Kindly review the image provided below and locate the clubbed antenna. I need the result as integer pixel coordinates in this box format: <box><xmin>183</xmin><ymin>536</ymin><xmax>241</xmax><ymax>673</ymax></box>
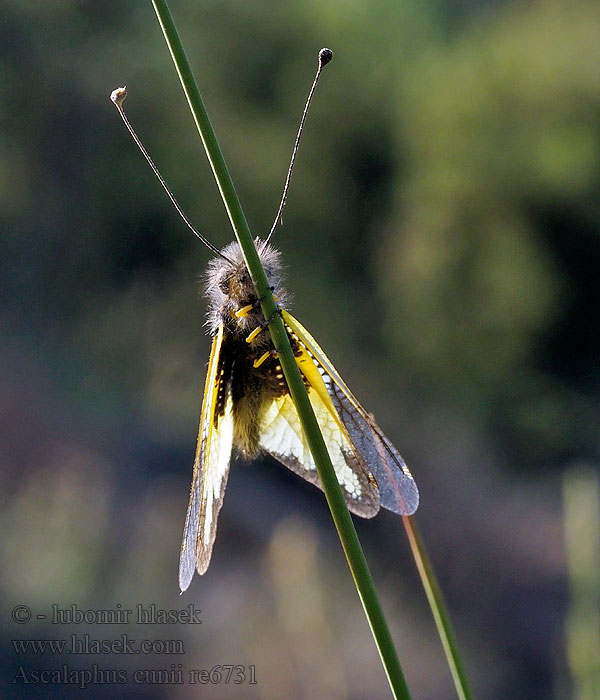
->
<box><xmin>110</xmin><ymin>86</ymin><xmax>232</xmax><ymax>263</ymax></box>
<box><xmin>262</xmin><ymin>48</ymin><xmax>333</xmax><ymax>249</ymax></box>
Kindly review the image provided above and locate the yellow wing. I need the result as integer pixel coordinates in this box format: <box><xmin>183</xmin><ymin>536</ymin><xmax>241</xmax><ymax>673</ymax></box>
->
<box><xmin>179</xmin><ymin>323</ymin><xmax>234</xmax><ymax>591</ymax></box>
<box><xmin>258</xmin><ymin>319</ymin><xmax>380</xmax><ymax>517</ymax></box>
<box><xmin>281</xmin><ymin>310</ymin><xmax>419</xmax><ymax>516</ymax></box>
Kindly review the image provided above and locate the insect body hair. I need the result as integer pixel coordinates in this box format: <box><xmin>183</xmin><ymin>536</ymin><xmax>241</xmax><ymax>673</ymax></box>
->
<box><xmin>204</xmin><ymin>239</ymin><xmax>289</xmax><ymax>337</ymax></box>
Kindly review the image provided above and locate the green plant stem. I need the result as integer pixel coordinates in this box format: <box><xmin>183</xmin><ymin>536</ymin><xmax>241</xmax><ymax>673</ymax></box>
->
<box><xmin>150</xmin><ymin>1</ymin><xmax>412</xmax><ymax>697</ymax></box>
<box><xmin>402</xmin><ymin>516</ymin><xmax>474</xmax><ymax>700</ymax></box>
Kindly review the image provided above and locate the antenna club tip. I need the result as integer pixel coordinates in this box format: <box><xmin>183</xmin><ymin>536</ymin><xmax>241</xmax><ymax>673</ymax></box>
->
<box><xmin>318</xmin><ymin>48</ymin><xmax>333</xmax><ymax>67</ymax></box>
<box><xmin>110</xmin><ymin>86</ymin><xmax>127</xmax><ymax>107</ymax></box>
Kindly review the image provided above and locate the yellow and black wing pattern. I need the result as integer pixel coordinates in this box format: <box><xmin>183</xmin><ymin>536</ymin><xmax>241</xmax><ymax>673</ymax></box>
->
<box><xmin>271</xmin><ymin>310</ymin><xmax>419</xmax><ymax>517</ymax></box>
<box><xmin>179</xmin><ymin>322</ymin><xmax>234</xmax><ymax>591</ymax></box>
<box><xmin>258</xmin><ymin>366</ymin><xmax>381</xmax><ymax>518</ymax></box>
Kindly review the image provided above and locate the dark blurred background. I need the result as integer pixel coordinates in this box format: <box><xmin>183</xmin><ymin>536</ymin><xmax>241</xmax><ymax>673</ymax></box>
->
<box><xmin>2</xmin><ymin>1</ymin><xmax>599</xmax><ymax>698</ymax></box>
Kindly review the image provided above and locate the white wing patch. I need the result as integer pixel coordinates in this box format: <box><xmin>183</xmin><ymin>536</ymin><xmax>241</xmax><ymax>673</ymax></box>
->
<box><xmin>259</xmin><ymin>376</ymin><xmax>380</xmax><ymax>518</ymax></box>
<box><xmin>200</xmin><ymin>394</ymin><xmax>234</xmax><ymax>546</ymax></box>
<box><xmin>179</xmin><ymin>324</ymin><xmax>234</xmax><ymax>591</ymax></box>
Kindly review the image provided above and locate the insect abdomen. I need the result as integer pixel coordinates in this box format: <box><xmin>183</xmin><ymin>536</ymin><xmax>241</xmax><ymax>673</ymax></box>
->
<box><xmin>226</xmin><ymin>332</ymin><xmax>288</xmax><ymax>456</ymax></box>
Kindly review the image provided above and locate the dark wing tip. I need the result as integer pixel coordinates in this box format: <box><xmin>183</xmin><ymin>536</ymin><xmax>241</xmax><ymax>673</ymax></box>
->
<box><xmin>380</xmin><ymin>475</ymin><xmax>419</xmax><ymax>516</ymax></box>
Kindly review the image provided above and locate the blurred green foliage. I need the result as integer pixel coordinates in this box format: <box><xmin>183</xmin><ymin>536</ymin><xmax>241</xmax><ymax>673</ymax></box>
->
<box><xmin>563</xmin><ymin>467</ymin><xmax>600</xmax><ymax>700</ymax></box>
<box><xmin>384</xmin><ymin>0</ymin><xmax>600</xmax><ymax>467</ymax></box>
